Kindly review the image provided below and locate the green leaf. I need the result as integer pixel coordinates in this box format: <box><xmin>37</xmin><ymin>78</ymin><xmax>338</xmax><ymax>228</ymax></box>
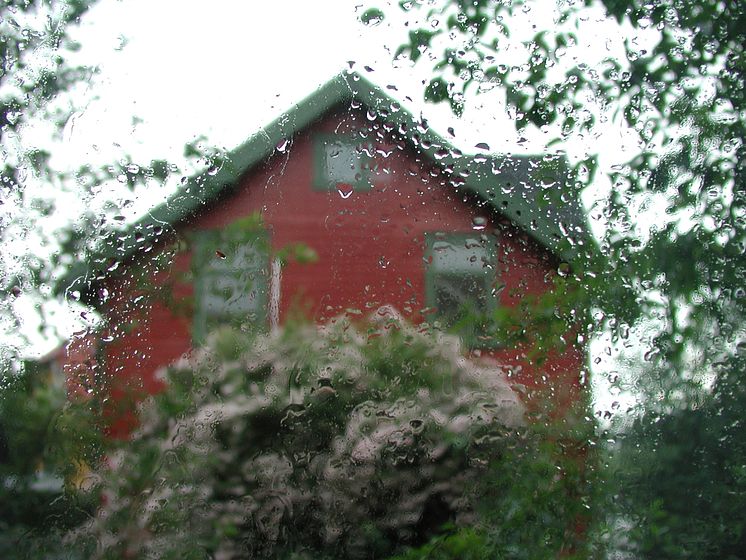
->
<box><xmin>424</xmin><ymin>77</ymin><xmax>450</xmax><ymax>104</ymax></box>
<box><xmin>360</xmin><ymin>7</ymin><xmax>385</xmax><ymax>26</ymax></box>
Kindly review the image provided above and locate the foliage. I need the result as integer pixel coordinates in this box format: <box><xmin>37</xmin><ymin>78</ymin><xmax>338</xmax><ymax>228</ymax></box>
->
<box><xmin>0</xmin><ymin>0</ymin><xmax>91</xmax><ymax>145</ymax></box>
<box><xmin>65</xmin><ymin>315</ymin><xmax>598</xmax><ymax>559</ymax></box>
<box><xmin>0</xmin><ymin>362</ymin><xmax>100</xmax><ymax>559</ymax></box>
<box><xmin>0</xmin><ymin>0</ymin><xmax>96</xmax><ymax>349</ymax></box>
<box><xmin>0</xmin><ymin>0</ymin><xmax>191</xmax><ymax>366</ymax></box>
<box><xmin>611</xmin><ymin>351</ymin><xmax>746</xmax><ymax>559</ymax></box>
<box><xmin>391</xmin><ymin>389</ymin><xmax>598</xmax><ymax>560</ymax></box>
<box><xmin>388</xmin><ymin>528</ymin><xmax>490</xmax><ymax>559</ymax></box>
<box><xmin>393</xmin><ymin>0</ymin><xmax>745</xmax><ymax>556</ymax></box>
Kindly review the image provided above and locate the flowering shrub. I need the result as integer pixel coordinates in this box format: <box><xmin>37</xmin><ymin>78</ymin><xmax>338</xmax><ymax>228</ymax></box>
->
<box><xmin>73</xmin><ymin>312</ymin><xmax>525</xmax><ymax>559</ymax></box>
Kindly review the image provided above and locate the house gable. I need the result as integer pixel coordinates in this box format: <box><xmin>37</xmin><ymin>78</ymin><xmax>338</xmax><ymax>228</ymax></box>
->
<box><xmin>57</xmin><ymin>71</ymin><xmax>590</xmax><ymax>304</ymax></box>
<box><xmin>56</xmin><ymin>78</ymin><xmax>592</xmax><ymax>437</ymax></box>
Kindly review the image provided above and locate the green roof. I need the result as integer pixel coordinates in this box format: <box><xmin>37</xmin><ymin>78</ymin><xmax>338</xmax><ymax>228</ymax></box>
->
<box><xmin>57</xmin><ymin>71</ymin><xmax>591</xmax><ymax>300</ymax></box>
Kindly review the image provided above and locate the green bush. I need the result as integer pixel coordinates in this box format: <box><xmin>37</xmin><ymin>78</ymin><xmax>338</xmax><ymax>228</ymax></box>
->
<box><xmin>0</xmin><ymin>363</ymin><xmax>100</xmax><ymax>559</ymax></box>
<box><xmin>611</xmin><ymin>353</ymin><xmax>746</xmax><ymax>559</ymax></box>
<box><xmin>388</xmin><ymin>401</ymin><xmax>597</xmax><ymax>560</ymax></box>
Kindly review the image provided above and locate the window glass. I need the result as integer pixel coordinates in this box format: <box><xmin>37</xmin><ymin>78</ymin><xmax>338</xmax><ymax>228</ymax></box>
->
<box><xmin>324</xmin><ymin>140</ymin><xmax>359</xmax><ymax>184</ymax></box>
<box><xmin>2</xmin><ymin>1</ymin><xmax>743</xmax><ymax>558</ymax></box>
<box><xmin>425</xmin><ymin>233</ymin><xmax>497</xmax><ymax>345</ymax></box>
<box><xmin>313</xmin><ymin>134</ymin><xmax>371</xmax><ymax>190</ymax></box>
<box><xmin>192</xmin><ymin>227</ymin><xmax>269</xmax><ymax>343</ymax></box>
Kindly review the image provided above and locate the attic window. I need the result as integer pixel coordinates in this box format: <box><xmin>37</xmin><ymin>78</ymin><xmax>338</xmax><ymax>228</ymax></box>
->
<box><xmin>313</xmin><ymin>134</ymin><xmax>371</xmax><ymax>191</ymax></box>
<box><xmin>424</xmin><ymin>232</ymin><xmax>499</xmax><ymax>348</ymax></box>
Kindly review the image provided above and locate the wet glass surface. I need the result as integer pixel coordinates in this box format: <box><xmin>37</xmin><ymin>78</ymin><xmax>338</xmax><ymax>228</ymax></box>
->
<box><xmin>1</xmin><ymin>1</ymin><xmax>744</xmax><ymax>558</ymax></box>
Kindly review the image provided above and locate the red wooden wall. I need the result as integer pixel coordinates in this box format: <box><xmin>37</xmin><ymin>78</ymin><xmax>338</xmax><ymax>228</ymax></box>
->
<box><xmin>66</xmin><ymin>107</ymin><xmax>584</xmax><ymax>437</ymax></box>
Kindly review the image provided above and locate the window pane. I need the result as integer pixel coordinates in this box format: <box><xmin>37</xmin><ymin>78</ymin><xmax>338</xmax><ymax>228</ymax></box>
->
<box><xmin>425</xmin><ymin>233</ymin><xmax>496</xmax><ymax>344</ymax></box>
<box><xmin>193</xmin><ymin>229</ymin><xmax>268</xmax><ymax>341</ymax></box>
<box><xmin>324</xmin><ymin>140</ymin><xmax>359</xmax><ymax>184</ymax></box>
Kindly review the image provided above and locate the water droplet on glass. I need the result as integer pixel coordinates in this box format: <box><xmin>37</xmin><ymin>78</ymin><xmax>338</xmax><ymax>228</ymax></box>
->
<box><xmin>215</xmin><ymin>250</ymin><xmax>226</xmax><ymax>259</ymax></box>
<box><xmin>337</xmin><ymin>184</ymin><xmax>354</xmax><ymax>199</ymax></box>
<box><xmin>434</xmin><ymin>148</ymin><xmax>450</xmax><ymax>160</ymax></box>
<box><xmin>472</xmin><ymin>217</ymin><xmax>487</xmax><ymax>230</ymax></box>
<box><xmin>276</xmin><ymin>138</ymin><xmax>289</xmax><ymax>153</ymax></box>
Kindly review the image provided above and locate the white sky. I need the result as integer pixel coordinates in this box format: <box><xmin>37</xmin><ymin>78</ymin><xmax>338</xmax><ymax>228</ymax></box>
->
<box><xmin>58</xmin><ymin>0</ymin><xmax>645</xmax><ymax>172</ymax></box>
<box><xmin>13</xmin><ymin>0</ymin><xmax>660</xmax><ymax>422</ymax></box>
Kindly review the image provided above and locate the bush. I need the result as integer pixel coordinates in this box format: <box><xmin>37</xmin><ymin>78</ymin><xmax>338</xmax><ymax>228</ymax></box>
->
<box><xmin>0</xmin><ymin>363</ymin><xmax>100</xmax><ymax>559</ymax></box>
<box><xmin>389</xmin><ymin>398</ymin><xmax>597</xmax><ymax>560</ymax></box>
<box><xmin>72</xmin><ymin>312</ymin><xmax>526</xmax><ymax>559</ymax></box>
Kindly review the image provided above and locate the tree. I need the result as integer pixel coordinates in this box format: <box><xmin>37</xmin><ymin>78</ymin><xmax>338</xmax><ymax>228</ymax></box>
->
<box><xmin>0</xmin><ymin>0</ymin><xmax>180</xmax><ymax>368</ymax></box>
<box><xmin>0</xmin><ymin>363</ymin><xmax>100</xmax><ymax>558</ymax></box>
<box><xmin>392</xmin><ymin>0</ymin><xmax>745</xmax><ymax>556</ymax></box>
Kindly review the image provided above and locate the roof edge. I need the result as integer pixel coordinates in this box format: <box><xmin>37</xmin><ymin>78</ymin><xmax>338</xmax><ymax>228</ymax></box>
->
<box><xmin>56</xmin><ymin>70</ymin><xmax>592</xmax><ymax>299</ymax></box>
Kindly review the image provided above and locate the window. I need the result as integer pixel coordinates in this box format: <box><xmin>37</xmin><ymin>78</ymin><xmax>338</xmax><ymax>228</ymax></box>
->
<box><xmin>191</xmin><ymin>225</ymin><xmax>269</xmax><ymax>343</ymax></box>
<box><xmin>312</xmin><ymin>134</ymin><xmax>372</xmax><ymax>191</ymax></box>
<box><xmin>424</xmin><ymin>232</ymin><xmax>498</xmax><ymax>347</ymax></box>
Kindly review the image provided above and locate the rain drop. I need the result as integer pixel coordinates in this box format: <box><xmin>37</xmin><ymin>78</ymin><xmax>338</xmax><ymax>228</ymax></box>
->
<box><xmin>472</xmin><ymin>217</ymin><xmax>487</xmax><ymax>230</ymax></box>
<box><xmin>337</xmin><ymin>184</ymin><xmax>354</xmax><ymax>199</ymax></box>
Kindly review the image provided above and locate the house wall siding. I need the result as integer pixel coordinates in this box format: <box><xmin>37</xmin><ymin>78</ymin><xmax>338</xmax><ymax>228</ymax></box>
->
<box><xmin>87</xmin><ymin>107</ymin><xmax>582</xmax><ymax>437</ymax></box>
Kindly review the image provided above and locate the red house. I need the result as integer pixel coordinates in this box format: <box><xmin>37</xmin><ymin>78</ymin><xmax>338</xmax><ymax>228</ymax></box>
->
<box><xmin>59</xmin><ymin>72</ymin><xmax>589</xmax><ymax>436</ymax></box>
